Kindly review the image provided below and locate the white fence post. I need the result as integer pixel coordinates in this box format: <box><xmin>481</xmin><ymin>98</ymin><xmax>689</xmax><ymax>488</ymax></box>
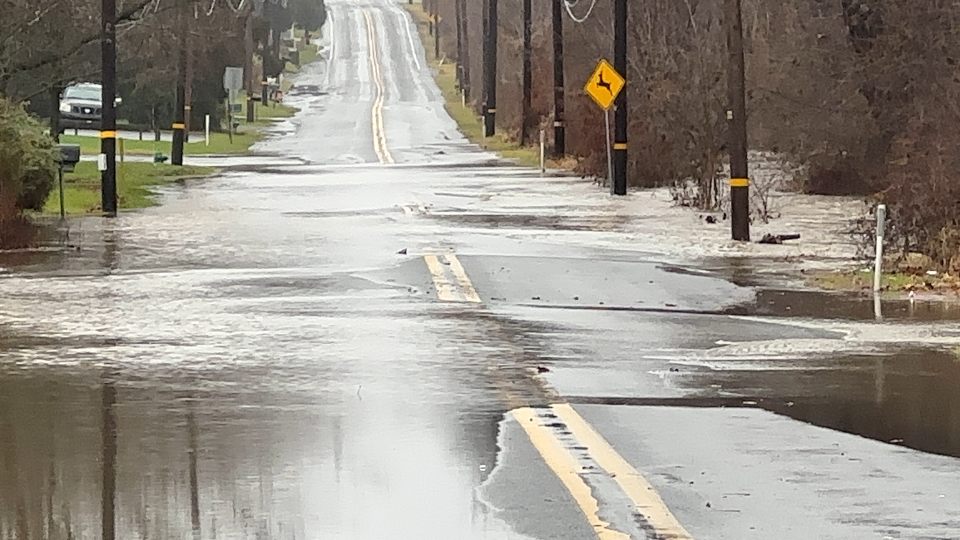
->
<box><xmin>539</xmin><ymin>129</ymin><xmax>546</xmax><ymax>174</ymax></box>
<box><xmin>873</xmin><ymin>204</ymin><xmax>887</xmax><ymax>293</ymax></box>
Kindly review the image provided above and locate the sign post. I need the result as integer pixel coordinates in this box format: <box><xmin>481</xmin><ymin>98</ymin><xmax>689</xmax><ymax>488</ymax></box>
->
<box><xmin>223</xmin><ymin>67</ymin><xmax>244</xmax><ymax>142</ymax></box>
<box><xmin>584</xmin><ymin>59</ymin><xmax>625</xmax><ymax>193</ymax></box>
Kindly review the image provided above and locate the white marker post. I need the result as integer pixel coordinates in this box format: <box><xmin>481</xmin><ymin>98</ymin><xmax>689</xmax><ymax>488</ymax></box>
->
<box><xmin>539</xmin><ymin>129</ymin><xmax>546</xmax><ymax>174</ymax></box>
<box><xmin>205</xmin><ymin>114</ymin><xmax>210</xmax><ymax>147</ymax></box>
<box><xmin>874</xmin><ymin>204</ymin><xmax>887</xmax><ymax>293</ymax></box>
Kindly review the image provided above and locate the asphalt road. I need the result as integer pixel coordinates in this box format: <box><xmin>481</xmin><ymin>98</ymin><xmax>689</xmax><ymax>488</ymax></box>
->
<box><xmin>1</xmin><ymin>0</ymin><xmax>959</xmax><ymax>539</ymax></box>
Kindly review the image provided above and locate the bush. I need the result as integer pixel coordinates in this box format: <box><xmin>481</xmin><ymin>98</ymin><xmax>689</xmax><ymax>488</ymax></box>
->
<box><xmin>0</xmin><ymin>98</ymin><xmax>57</xmax><ymax>216</ymax></box>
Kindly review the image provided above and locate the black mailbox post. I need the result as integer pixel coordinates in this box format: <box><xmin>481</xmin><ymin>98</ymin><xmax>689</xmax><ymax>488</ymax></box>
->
<box><xmin>56</xmin><ymin>144</ymin><xmax>81</xmax><ymax>219</ymax></box>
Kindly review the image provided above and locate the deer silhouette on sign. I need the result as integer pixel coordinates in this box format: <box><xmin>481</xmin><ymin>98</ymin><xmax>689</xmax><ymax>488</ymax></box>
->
<box><xmin>597</xmin><ymin>71</ymin><xmax>614</xmax><ymax>95</ymax></box>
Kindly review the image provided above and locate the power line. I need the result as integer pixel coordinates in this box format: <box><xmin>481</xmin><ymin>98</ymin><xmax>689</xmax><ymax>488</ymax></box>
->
<box><xmin>563</xmin><ymin>0</ymin><xmax>598</xmax><ymax>24</ymax></box>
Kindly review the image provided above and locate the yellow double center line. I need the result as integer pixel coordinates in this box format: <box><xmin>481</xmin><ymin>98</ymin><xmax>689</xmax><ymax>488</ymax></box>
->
<box><xmin>420</xmin><ymin>252</ymin><xmax>694</xmax><ymax>539</ymax></box>
<box><xmin>423</xmin><ymin>254</ymin><xmax>481</xmax><ymax>303</ymax></box>
<box><xmin>514</xmin><ymin>405</ymin><xmax>694</xmax><ymax>539</ymax></box>
<box><xmin>362</xmin><ymin>10</ymin><xmax>395</xmax><ymax>165</ymax></box>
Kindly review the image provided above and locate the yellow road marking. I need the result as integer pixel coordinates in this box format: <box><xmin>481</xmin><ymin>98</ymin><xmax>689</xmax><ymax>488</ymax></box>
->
<box><xmin>363</xmin><ymin>10</ymin><xmax>395</xmax><ymax>165</ymax></box>
<box><xmin>423</xmin><ymin>255</ymin><xmax>460</xmax><ymax>301</ymax></box>
<box><xmin>419</xmin><ymin>250</ymin><xmax>692</xmax><ymax>537</ymax></box>
<box><xmin>550</xmin><ymin>404</ymin><xmax>694</xmax><ymax>540</ymax></box>
<box><xmin>422</xmin><ymin>254</ymin><xmax>481</xmax><ymax>304</ymax></box>
<box><xmin>512</xmin><ymin>407</ymin><xmax>631</xmax><ymax>540</ymax></box>
<box><xmin>443</xmin><ymin>254</ymin><xmax>481</xmax><ymax>303</ymax></box>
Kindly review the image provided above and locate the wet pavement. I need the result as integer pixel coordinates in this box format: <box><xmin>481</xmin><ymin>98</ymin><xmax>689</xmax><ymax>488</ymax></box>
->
<box><xmin>2</xmin><ymin>0</ymin><xmax>960</xmax><ymax>538</ymax></box>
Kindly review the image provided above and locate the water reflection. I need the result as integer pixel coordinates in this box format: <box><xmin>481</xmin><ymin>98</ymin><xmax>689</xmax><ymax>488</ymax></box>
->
<box><xmin>0</xmin><ymin>292</ymin><xmax>546</xmax><ymax>540</ymax></box>
<box><xmin>102</xmin><ymin>375</ymin><xmax>117</xmax><ymax>540</ymax></box>
<box><xmin>685</xmin><ymin>348</ymin><xmax>960</xmax><ymax>458</ymax></box>
<box><xmin>749</xmin><ymin>288</ymin><xmax>960</xmax><ymax>321</ymax></box>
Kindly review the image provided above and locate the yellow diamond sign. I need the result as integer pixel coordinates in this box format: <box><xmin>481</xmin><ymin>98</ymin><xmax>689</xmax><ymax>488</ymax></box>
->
<box><xmin>584</xmin><ymin>59</ymin><xmax>625</xmax><ymax>111</ymax></box>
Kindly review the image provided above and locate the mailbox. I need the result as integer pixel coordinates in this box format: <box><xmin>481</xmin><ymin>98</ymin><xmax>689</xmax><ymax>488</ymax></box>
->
<box><xmin>286</xmin><ymin>47</ymin><xmax>300</xmax><ymax>66</ymax></box>
<box><xmin>57</xmin><ymin>144</ymin><xmax>81</xmax><ymax>173</ymax></box>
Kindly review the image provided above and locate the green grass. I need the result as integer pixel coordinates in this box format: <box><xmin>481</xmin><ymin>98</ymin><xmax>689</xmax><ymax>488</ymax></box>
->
<box><xmin>42</xmin><ymin>161</ymin><xmax>214</xmax><ymax>215</ymax></box>
<box><xmin>812</xmin><ymin>269</ymin><xmax>953</xmax><ymax>292</ymax></box>
<box><xmin>299</xmin><ymin>44</ymin><xmax>319</xmax><ymax>66</ymax></box>
<box><xmin>404</xmin><ymin>3</ymin><xmax>569</xmax><ymax>169</ymax></box>
<box><xmin>60</xmin><ymin>130</ymin><xmax>263</xmax><ymax>157</ymax></box>
<box><xmin>231</xmin><ymin>90</ymin><xmax>298</xmax><ymax>125</ymax></box>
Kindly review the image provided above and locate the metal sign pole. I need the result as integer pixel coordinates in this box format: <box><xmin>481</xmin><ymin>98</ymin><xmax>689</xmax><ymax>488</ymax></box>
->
<box><xmin>605</xmin><ymin>108</ymin><xmax>613</xmax><ymax>194</ymax></box>
<box><xmin>226</xmin><ymin>92</ymin><xmax>234</xmax><ymax>144</ymax></box>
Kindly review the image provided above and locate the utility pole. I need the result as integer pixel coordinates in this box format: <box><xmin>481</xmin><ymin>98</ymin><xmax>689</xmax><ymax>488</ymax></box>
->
<box><xmin>100</xmin><ymin>0</ymin><xmax>118</xmax><ymax>215</ymax></box>
<box><xmin>427</xmin><ymin>0</ymin><xmax>434</xmax><ymax>36</ymax></box>
<box><xmin>50</xmin><ymin>84</ymin><xmax>63</xmax><ymax>143</ymax></box>
<box><xmin>454</xmin><ymin>0</ymin><xmax>463</xmax><ymax>89</ymax></box>
<box><xmin>726</xmin><ymin>0</ymin><xmax>750</xmax><ymax>241</ymax></box>
<box><xmin>458</xmin><ymin>0</ymin><xmax>471</xmax><ymax>98</ymax></box>
<box><xmin>551</xmin><ymin>0</ymin><xmax>565</xmax><ymax>158</ymax></box>
<box><xmin>433</xmin><ymin>0</ymin><xmax>440</xmax><ymax>61</ymax></box>
<box><xmin>171</xmin><ymin>0</ymin><xmax>188</xmax><ymax>166</ymax></box>
<box><xmin>520</xmin><ymin>0</ymin><xmax>532</xmax><ymax>146</ymax></box>
<box><xmin>612</xmin><ymin>0</ymin><xmax>628</xmax><ymax>195</ymax></box>
<box><xmin>245</xmin><ymin>10</ymin><xmax>255</xmax><ymax>122</ymax></box>
<box><xmin>482</xmin><ymin>0</ymin><xmax>498</xmax><ymax>137</ymax></box>
<box><xmin>185</xmin><ymin>31</ymin><xmax>193</xmax><ymax>143</ymax></box>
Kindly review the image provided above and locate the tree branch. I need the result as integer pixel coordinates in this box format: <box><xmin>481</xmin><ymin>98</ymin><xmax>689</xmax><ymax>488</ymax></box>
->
<box><xmin>1</xmin><ymin>0</ymin><xmax>157</xmax><ymax>81</ymax></box>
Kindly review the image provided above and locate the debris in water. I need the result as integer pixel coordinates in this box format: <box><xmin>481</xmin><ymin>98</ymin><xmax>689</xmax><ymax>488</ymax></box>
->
<box><xmin>759</xmin><ymin>233</ymin><xmax>801</xmax><ymax>245</ymax></box>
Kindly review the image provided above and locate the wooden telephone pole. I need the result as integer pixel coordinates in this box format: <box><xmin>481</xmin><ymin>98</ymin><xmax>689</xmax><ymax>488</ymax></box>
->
<box><xmin>551</xmin><ymin>0</ymin><xmax>565</xmax><ymax>157</ymax></box>
<box><xmin>100</xmin><ymin>0</ymin><xmax>118</xmax><ymax>215</ymax></box>
<box><xmin>482</xmin><ymin>0</ymin><xmax>498</xmax><ymax>137</ymax></box>
<box><xmin>612</xmin><ymin>0</ymin><xmax>628</xmax><ymax>195</ymax></box>
<box><xmin>726</xmin><ymin>0</ymin><xmax>750</xmax><ymax>241</ymax></box>
<box><xmin>520</xmin><ymin>0</ymin><xmax>532</xmax><ymax>146</ymax></box>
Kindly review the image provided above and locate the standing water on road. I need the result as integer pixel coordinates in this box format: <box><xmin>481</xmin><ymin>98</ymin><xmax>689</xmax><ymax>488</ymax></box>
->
<box><xmin>4</xmin><ymin>0</ymin><xmax>960</xmax><ymax>538</ymax></box>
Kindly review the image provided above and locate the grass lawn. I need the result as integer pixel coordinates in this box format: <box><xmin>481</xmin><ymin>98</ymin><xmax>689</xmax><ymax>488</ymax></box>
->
<box><xmin>60</xmin><ymin>129</ymin><xmax>263</xmax><ymax>157</ymax></box>
<box><xmin>42</xmin><ymin>161</ymin><xmax>214</xmax><ymax>215</ymax></box>
<box><xmin>812</xmin><ymin>269</ymin><xmax>960</xmax><ymax>294</ymax></box>
<box><xmin>404</xmin><ymin>2</ymin><xmax>571</xmax><ymax>169</ymax></box>
<box><xmin>230</xmin><ymin>96</ymin><xmax>297</xmax><ymax>126</ymax></box>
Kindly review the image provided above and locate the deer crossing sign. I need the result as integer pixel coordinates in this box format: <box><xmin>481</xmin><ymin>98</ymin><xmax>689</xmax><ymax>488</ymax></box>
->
<box><xmin>584</xmin><ymin>59</ymin><xmax>625</xmax><ymax>111</ymax></box>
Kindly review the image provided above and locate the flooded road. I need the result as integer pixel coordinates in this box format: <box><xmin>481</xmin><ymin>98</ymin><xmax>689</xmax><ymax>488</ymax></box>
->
<box><xmin>2</xmin><ymin>0</ymin><xmax>960</xmax><ymax>538</ymax></box>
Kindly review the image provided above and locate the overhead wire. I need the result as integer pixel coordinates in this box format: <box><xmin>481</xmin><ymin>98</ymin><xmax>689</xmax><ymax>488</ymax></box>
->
<box><xmin>223</xmin><ymin>0</ymin><xmax>246</xmax><ymax>13</ymax></box>
<box><xmin>563</xmin><ymin>0</ymin><xmax>599</xmax><ymax>24</ymax></box>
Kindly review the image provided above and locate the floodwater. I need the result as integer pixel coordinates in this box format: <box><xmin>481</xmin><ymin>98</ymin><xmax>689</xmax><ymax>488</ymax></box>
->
<box><xmin>4</xmin><ymin>0</ymin><xmax>960</xmax><ymax>536</ymax></box>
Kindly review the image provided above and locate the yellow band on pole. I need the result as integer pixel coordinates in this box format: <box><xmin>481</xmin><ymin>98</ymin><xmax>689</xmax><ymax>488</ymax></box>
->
<box><xmin>172</xmin><ymin>123</ymin><xmax>186</xmax><ymax>130</ymax></box>
<box><xmin>487</xmin><ymin>108</ymin><xmax>497</xmax><ymax>113</ymax></box>
<box><xmin>184</xmin><ymin>105</ymin><xmax>192</xmax><ymax>110</ymax></box>
<box><xmin>730</xmin><ymin>178</ymin><xmax>750</xmax><ymax>188</ymax></box>
<box><xmin>613</xmin><ymin>143</ymin><xmax>627</xmax><ymax>150</ymax></box>
<box><xmin>99</xmin><ymin>131</ymin><xmax>117</xmax><ymax>139</ymax></box>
